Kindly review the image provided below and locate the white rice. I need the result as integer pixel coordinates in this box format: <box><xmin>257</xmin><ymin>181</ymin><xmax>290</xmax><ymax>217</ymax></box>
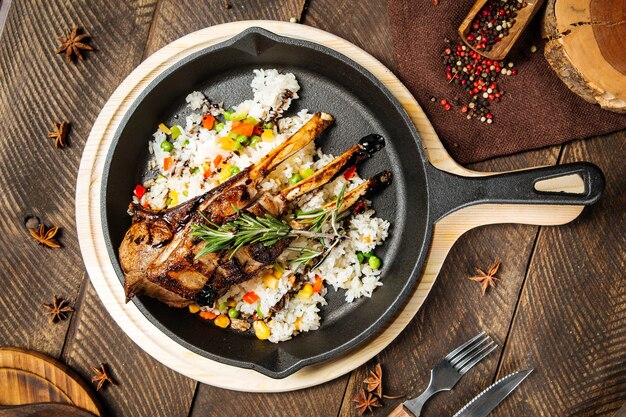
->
<box><xmin>135</xmin><ymin>70</ymin><xmax>390</xmax><ymax>342</ymax></box>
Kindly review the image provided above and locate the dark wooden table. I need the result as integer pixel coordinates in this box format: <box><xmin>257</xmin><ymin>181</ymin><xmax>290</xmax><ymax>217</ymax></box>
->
<box><xmin>0</xmin><ymin>1</ymin><xmax>624</xmax><ymax>416</ymax></box>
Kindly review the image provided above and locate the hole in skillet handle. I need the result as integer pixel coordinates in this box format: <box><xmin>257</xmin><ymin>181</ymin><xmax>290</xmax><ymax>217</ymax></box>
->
<box><xmin>426</xmin><ymin>162</ymin><xmax>605</xmax><ymax>223</ymax></box>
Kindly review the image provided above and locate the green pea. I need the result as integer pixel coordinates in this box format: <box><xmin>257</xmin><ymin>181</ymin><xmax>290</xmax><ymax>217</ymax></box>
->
<box><xmin>236</xmin><ymin>135</ymin><xmax>249</xmax><ymax>145</ymax></box>
<box><xmin>356</xmin><ymin>252</ymin><xmax>365</xmax><ymax>263</ymax></box>
<box><xmin>228</xmin><ymin>308</ymin><xmax>239</xmax><ymax>318</ymax></box>
<box><xmin>170</xmin><ymin>125</ymin><xmax>182</xmax><ymax>139</ymax></box>
<box><xmin>289</xmin><ymin>173</ymin><xmax>303</xmax><ymax>185</ymax></box>
<box><xmin>229</xmin><ymin>166</ymin><xmax>241</xmax><ymax>175</ymax></box>
<box><xmin>368</xmin><ymin>256</ymin><xmax>381</xmax><ymax>270</ymax></box>
<box><xmin>160</xmin><ymin>140</ymin><xmax>173</xmax><ymax>152</ymax></box>
<box><xmin>215</xmin><ymin>122</ymin><xmax>225</xmax><ymax>133</ymax></box>
<box><xmin>223</xmin><ymin>111</ymin><xmax>234</xmax><ymax>121</ymax></box>
<box><xmin>183</xmin><ymin>139</ymin><xmax>190</xmax><ymax>146</ymax></box>
<box><xmin>250</xmin><ymin>135</ymin><xmax>260</xmax><ymax>147</ymax></box>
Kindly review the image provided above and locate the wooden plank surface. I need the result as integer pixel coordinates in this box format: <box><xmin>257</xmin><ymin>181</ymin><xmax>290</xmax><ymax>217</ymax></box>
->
<box><xmin>0</xmin><ymin>0</ymin><xmax>623</xmax><ymax>416</ymax></box>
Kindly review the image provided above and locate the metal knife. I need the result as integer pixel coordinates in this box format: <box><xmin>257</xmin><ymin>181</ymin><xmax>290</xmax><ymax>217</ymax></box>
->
<box><xmin>452</xmin><ymin>369</ymin><xmax>533</xmax><ymax>417</ymax></box>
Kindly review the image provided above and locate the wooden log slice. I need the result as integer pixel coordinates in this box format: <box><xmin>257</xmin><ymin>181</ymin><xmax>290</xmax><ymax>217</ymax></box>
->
<box><xmin>542</xmin><ymin>0</ymin><xmax>626</xmax><ymax>113</ymax></box>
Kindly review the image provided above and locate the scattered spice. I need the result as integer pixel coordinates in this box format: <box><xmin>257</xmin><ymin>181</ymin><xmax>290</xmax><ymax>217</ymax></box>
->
<box><xmin>42</xmin><ymin>295</ymin><xmax>75</xmax><ymax>323</ymax></box>
<box><xmin>24</xmin><ymin>215</ymin><xmax>40</xmax><ymax>230</ymax></box>
<box><xmin>466</xmin><ymin>0</ymin><xmax>527</xmax><ymax>53</ymax></box>
<box><xmin>29</xmin><ymin>223</ymin><xmax>61</xmax><ymax>248</ymax></box>
<box><xmin>48</xmin><ymin>120</ymin><xmax>70</xmax><ymax>148</ymax></box>
<box><xmin>364</xmin><ymin>362</ymin><xmax>383</xmax><ymax>397</ymax></box>
<box><xmin>91</xmin><ymin>363</ymin><xmax>116</xmax><ymax>391</ymax></box>
<box><xmin>468</xmin><ymin>260</ymin><xmax>501</xmax><ymax>295</ymax></box>
<box><xmin>440</xmin><ymin>41</ymin><xmax>517</xmax><ymax>123</ymax></box>
<box><xmin>56</xmin><ymin>26</ymin><xmax>94</xmax><ymax>63</ymax></box>
<box><xmin>353</xmin><ymin>388</ymin><xmax>382</xmax><ymax>415</ymax></box>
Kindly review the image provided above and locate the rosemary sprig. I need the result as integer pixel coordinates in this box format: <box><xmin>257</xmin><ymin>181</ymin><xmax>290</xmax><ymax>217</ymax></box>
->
<box><xmin>287</xmin><ymin>247</ymin><xmax>323</xmax><ymax>271</ymax></box>
<box><xmin>191</xmin><ymin>185</ymin><xmax>349</xmax><ymax>261</ymax></box>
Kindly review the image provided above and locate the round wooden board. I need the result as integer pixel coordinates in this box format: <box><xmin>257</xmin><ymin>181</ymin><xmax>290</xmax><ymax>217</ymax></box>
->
<box><xmin>75</xmin><ymin>21</ymin><xmax>585</xmax><ymax>392</ymax></box>
<box><xmin>0</xmin><ymin>347</ymin><xmax>103</xmax><ymax>415</ymax></box>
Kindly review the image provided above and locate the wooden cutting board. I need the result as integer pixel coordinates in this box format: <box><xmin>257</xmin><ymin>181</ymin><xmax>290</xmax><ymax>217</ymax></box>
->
<box><xmin>76</xmin><ymin>20</ymin><xmax>586</xmax><ymax>392</ymax></box>
<box><xmin>0</xmin><ymin>348</ymin><xmax>103</xmax><ymax>416</ymax></box>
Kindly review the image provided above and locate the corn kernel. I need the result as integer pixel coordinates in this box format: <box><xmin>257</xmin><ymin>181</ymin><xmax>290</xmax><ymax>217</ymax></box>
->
<box><xmin>218</xmin><ymin>164</ymin><xmax>233</xmax><ymax>183</ymax></box>
<box><xmin>214</xmin><ymin>315</ymin><xmax>230</xmax><ymax>328</ymax></box>
<box><xmin>169</xmin><ymin>190</ymin><xmax>178</xmax><ymax>206</ymax></box>
<box><xmin>272</xmin><ymin>269</ymin><xmax>283</xmax><ymax>279</ymax></box>
<box><xmin>188</xmin><ymin>304</ymin><xmax>200</xmax><ymax>314</ymax></box>
<box><xmin>227</xmin><ymin>299</ymin><xmax>237</xmax><ymax>307</ymax></box>
<box><xmin>158</xmin><ymin>123</ymin><xmax>171</xmax><ymax>135</ymax></box>
<box><xmin>253</xmin><ymin>320</ymin><xmax>271</xmax><ymax>340</ymax></box>
<box><xmin>297</xmin><ymin>283</ymin><xmax>314</xmax><ymax>301</ymax></box>
<box><xmin>261</xmin><ymin>129</ymin><xmax>275</xmax><ymax>141</ymax></box>
<box><xmin>263</xmin><ymin>274</ymin><xmax>279</xmax><ymax>289</ymax></box>
<box><xmin>294</xmin><ymin>317</ymin><xmax>303</xmax><ymax>331</ymax></box>
<box><xmin>218</xmin><ymin>136</ymin><xmax>235</xmax><ymax>150</ymax></box>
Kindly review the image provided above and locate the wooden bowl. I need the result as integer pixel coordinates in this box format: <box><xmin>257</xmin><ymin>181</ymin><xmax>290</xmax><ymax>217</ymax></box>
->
<box><xmin>459</xmin><ymin>0</ymin><xmax>546</xmax><ymax>61</ymax></box>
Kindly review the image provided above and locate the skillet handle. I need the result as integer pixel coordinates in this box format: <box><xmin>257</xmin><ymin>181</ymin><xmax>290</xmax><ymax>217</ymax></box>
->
<box><xmin>426</xmin><ymin>162</ymin><xmax>605</xmax><ymax>223</ymax></box>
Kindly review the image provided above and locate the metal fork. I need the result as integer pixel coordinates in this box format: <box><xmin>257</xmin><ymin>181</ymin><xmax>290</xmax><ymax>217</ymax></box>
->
<box><xmin>401</xmin><ymin>332</ymin><xmax>497</xmax><ymax>417</ymax></box>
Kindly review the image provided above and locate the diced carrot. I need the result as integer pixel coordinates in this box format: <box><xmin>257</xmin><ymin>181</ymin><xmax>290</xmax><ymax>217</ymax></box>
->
<box><xmin>344</xmin><ymin>166</ymin><xmax>357</xmax><ymax>180</ymax></box>
<box><xmin>203</xmin><ymin>162</ymin><xmax>211</xmax><ymax>178</ymax></box>
<box><xmin>163</xmin><ymin>157</ymin><xmax>173</xmax><ymax>171</ymax></box>
<box><xmin>243</xmin><ymin>291</ymin><xmax>259</xmax><ymax>304</ymax></box>
<box><xmin>213</xmin><ymin>154</ymin><xmax>223</xmax><ymax>167</ymax></box>
<box><xmin>313</xmin><ymin>275</ymin><xmax>323</xmax><ymax>293</ymax></box>
<box><xmin>199</xmin><ymin>311</ymin><xmax>217</xmax><ymax>320</ymax></box>
<box><xmin>202</xmin><ymin>114</ymin><xmax>215</xmax><ymax>130</ymax></box>
<box><xmin>231</xmin><ymin>121</ymin><xmax>255</xmax><ymax>137</ymax></box>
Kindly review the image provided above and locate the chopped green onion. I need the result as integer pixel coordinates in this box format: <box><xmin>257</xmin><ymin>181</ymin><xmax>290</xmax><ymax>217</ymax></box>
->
<box><xmin>215</xmin><ymin>122</ymin><xmax>225</xmax><ymax>133</ymax></box>
<box><xmin>223</xmin><ymin>111</ymin><xmax>234</xmax><ymax>121</ymax></box>
<box><xmin>273</xmin><ymin>263</ymin><xmax>284</xmax><ymax>273</ymax></box>
<box><xmin>231</xmin><ymin>141</ymin><xmax>243</xmax><ymax>152</ymax></box>
<box><xmin>182</xmin><ymin>190</ymin><xmax>189</xmax><ymax>197</ymax></box>
<box><xmin>301</xmin><ymin>168</ymin><xmax>315</xmax><ymax>179</ymax></box>
<box><xmin>228</xmin><ymin>307</ymin><xmax>239</xmax><ymax>318</ymax></box>
<box><xmin>363</xmin><ymin>251</ymin><xmax>373</xmax><ymax>259</ymax></box>
<box><xmin>170</xmin><ymin>125</ymin><xmax>182</xmax><ymax>139</ymax></box>
<box><xmin>368</xmin><ymin>256</ymin><xmax>381</xmax><ymax>270</ymax></box>
<box><xmin>218</xmin><ymin>301</ymin><xmax>228</xmax><ymax>311</ymax></box>
<box><xmin>356</xmin><ymin>252</ymin><xmax>365</xmax><ymax>263</ymax></box>
<box><xmin>236</xmin><ymin>135</ymin><xmax>249</xmax><ymax>145</ymax></box>
<box><xmin>230</xmin><ymin>109</ymin><xmax>247</xmax><ymax>122</ymax></box>
<box><xmin>228</xmin><ymin>132</ymin><xmax>239</xmax><ymax>140</ymax></box>
<box><xmin>289</xmin><ymin>173</ymin><xmax>303</xmax><ymax>185</ymax></box>
<box><xmin>250</xmin><ymin>135</ymin><xmax>260</xmax><ymax>147</ymax></box>
<box><xmin>245</xmin><ymin>116</ymin><xmax>258</xmax><ymax>124</ymax></box>
<box><xmin>160</xmin><ymin>141</ymin><xmax>173</xmax><ymax>152</ymax></box>
<box><xmin>191</xmin><ymin>167</ymin><xmax>200</xmax><ymax>174</ymax></box>
<box><xmin>183</xmin><ymin>139</ymin><xmax>190</xmax><ymax>146</ymax></box>
<box><xmin>256</xmin><ymin>304</ymin><xmax>264</xmax><ymax>319</ymax></box>
<box><xmin>263</xmin><ymin>122</ymin><xmax>274</xmax><ymax>129</ymax></box>
<box><xmin>229</xmin><ymin>166</ymin><xmax>241</xmax><ymax>175</ymax></box>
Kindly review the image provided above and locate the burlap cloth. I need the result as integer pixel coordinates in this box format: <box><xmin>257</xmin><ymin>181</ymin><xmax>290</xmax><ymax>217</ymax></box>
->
<box><xmin>387</xmin><ymin>0</ymin><xmax>626</xmax><ymax>164</ymax></box>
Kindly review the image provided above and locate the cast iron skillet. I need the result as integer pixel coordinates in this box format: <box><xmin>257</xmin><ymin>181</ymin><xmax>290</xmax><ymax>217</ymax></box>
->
<box><xmin>102</xmin><ymin>28</ymin><xmax>604</xmax><ymax>378</ymax></box>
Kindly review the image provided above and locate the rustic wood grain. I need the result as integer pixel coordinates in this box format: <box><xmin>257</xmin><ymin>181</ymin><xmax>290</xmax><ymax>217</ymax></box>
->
<box><xmin>0</xmin><ymin>347</ymin><xmax>102</xmax><ymax>415</ymax></box>
<box><xmin>144</xmin><ymin>0</ymin><xmax>307</xmax><ymax>56</ymax></box>
<box><xmin>492</xmin><ymin>132</ymin><xmax>626</xmax><ymax>417</ymax></box>
<box><xmin>64</xmin><ymin>283</ymin><xmax>196</xmax><ymax>417</ymax></box>
<box><xmin>0</xmin><ymin>0</ymin><xmax>154</xmax><ymax>356</ymax></box>
<box><xmin>336</xmin><ymin>147</ymin><xmax>562</xmax><ymax>417</ymax></box>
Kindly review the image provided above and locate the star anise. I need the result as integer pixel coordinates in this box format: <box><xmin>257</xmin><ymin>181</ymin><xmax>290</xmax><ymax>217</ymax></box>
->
<box><xmin>56</xmin><ymin>26</ymin><xmax>93</xmax><ymax>63</ymax></box>
<box><xmin>364</xmin><ymin>362</ymin><xmax>383</xmax><ymax>397</ymax></box>
<box><xmin>352</xmin><ymin>388</ymin><xmax>382</xmax><ymax>415</ymax></box>
<box><xmin>91</xmin><ymin>363</ymin><xmax>116</xmax><ymax>391</ymax></box>
<box><xmin>48</xmin><ymin>121</ymin><xmax>70</xmax><ymax>149</ymax></box>
<box><xmin>29</xmin><ymin>223</ymin><xmax>61</xmax><ymax>248</ymax></box>
<box><xmin>42</xmin><ymin>295</ymin><xmax>75</xmax><ymax>323</ymax></box>
<box><xmin>468</xmin><ymin>260</ymin><xmax>501</xmax><ymax>296</ymax></box>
